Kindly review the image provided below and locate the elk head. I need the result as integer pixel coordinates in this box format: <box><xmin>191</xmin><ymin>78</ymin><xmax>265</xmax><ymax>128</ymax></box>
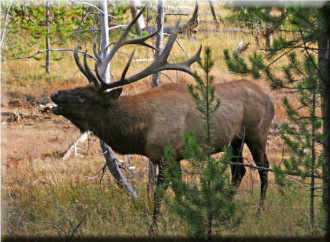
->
<box><xmin>51</xmin><ymin>6</ymin><xmax>202</xmax><ymax>131</ymax></box>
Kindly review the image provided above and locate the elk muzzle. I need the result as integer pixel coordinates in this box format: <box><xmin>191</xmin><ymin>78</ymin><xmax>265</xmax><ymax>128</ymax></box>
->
<box><xmin>51</xmin><ymin>91</ymin><xmax>60</xmax><ymax>100</ymax></box>
<box><xmin>51</xmin><ymin>91</ymin><xmax>65</xmax><ymax>115</ymax></box>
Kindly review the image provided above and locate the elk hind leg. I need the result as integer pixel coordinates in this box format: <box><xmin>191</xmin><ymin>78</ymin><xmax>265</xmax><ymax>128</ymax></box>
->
<box><xmin>230</xmin><ymin>140</ymin><xmax>246</xmax><ymax>193</ymax></box>
<box><xmin>246</xmin><ymin>141</ymin><xmax>269</xmax><ymax>210</ymax></box>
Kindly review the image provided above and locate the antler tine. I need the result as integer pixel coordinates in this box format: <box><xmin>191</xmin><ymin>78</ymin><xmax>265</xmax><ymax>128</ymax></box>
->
<box><xmin>157</xmin><ymin>19</ymin><xmax>181</xmax><ymax>64</ymax></box>
<box><xmin>74</xmin><ymin>47</ymin><xmax>92</xmax><ymax>83</ymax></box>
<box><xmin>98</xmin><ymin>20</ymin><xmax>202</xmax><ymax>92</ymax></box>
<box><xmin>92</xmin><ymin>38</ymin><xmax>107</xmax><ymax>85</ymax></box>
<box><xmin>95</xmin><ymin>61</ymin><xmax>106</xmax><ymax>86</ymax></box>
<box><xmin>113</xmin><ymin>24</ymin><xmax>162</xmax><ymax>51</ymax></box>
<box><xmin>98</xmin><ymin>5</ymin><xmax>147</xmax><ymax>76</ymax></box>
<box><xmin>93</xmin><ymin>37</ymin><xmax>102</xmax><ymax>64</ymax></box>
<box><xmin>83</xmin><ymin>50</ymin><xmax>101</xmax><ymax>88</ymax></box>
<box><xmin>120</xmin><ymin>49</ymin><xmax>136</xmax><ymax>82</ymax></box>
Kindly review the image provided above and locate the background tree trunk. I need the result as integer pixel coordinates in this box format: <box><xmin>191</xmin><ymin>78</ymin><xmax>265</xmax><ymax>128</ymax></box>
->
<box><xmin>99</xmin><ymin>0</ymin><xmax>110</xmax><ymax>83</ymax></box>
<box><xmin>147</xmin><ymin>0</ymin><xmax>165</xmax><ymax>198</ymax></box>
<box><xmin>208</xmin><ymin>0</ymin><xmax>218</xmax><ymax>27</ymax></box>
<box><xmin>99</xmin><ymin>0</ymin><xmax>137</xmax><ymax>199</ymax></box>
<box><xmin>45</xmin><ymin>0</ymin><xmax>50</xmax><ymax>74</ymax></box>
<box><xmin>129</xmin><ymin>0</ymin><xmax>145</xmax><ymax>36</ymax></box>
<box><xmin>151</xmin><ymin>0</ymin><xmax>164</xmax><ymax>88</ymax></box>
<box><xmin>318</xmin><ymin>4</ymin><xmax>330</xmax><ymax>239</ymax></box>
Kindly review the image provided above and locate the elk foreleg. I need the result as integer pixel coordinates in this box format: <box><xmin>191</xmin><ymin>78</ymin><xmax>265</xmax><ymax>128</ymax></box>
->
<box><xmin>148</xmin><ymin>163</ymin><xmax>167</xmax><ymax>236</ymax></box>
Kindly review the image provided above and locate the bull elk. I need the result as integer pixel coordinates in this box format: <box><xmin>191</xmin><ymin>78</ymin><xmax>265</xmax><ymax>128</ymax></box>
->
<box><xmin>51</xmin><ymin>6</ymin><xmax>274</xmax><ymax>235</ymax></box>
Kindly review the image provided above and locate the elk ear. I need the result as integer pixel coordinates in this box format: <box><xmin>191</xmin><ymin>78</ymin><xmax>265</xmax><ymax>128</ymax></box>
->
<box><xmin>104</xmin><ymin>87</ymin><xmax>123</xmax><ymax>100</ymax></box>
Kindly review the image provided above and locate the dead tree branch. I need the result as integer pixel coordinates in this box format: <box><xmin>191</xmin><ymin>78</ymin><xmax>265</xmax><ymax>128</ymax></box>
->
<box><xmin>0</xmin><ymin>0</ymin><xmax>13</xmax><ymax>48</ymax></box>
<box><xmin>62</xmin><ymin>131</ymin><xmax>91</xmax><ymax>160</ymax></box>
<box><xmin>208</xmin><ymin>0</ymin><xmax>218</xmax><ymax>27</ymax></box>
<box><xmin>231</xmin><ymin>40</ymin><xmax>250</xmax><ymax>56</ymax></box>
<box><xmin>230</xmin><ymin>160</ymin><xmax>323</xmax><ymax>179</ymax></box>
<box><xmin>48</xmin><ymin>186</ymin><xmax>89</xmax><ymax>241</ymax></box>
<box><xmin>66</xmin><ymin>206</ymin><xmax>89</xmax><ymax>242</ymax></box>
<box><xmin>70</xmin><ymin>0</ymin><xmax>104</xmax><ymax>15</ymax></box>
<box><xmin>1</xmin><ymin>48</ymin><xmax>96</xmax><ymax>62</ymax></box>
<box><xmin>100</xmin><ymin>140</ymin><xmax>138</xmax><ymax>199</ymax></box>
<box><xmin>165</xmin><ymin>13</ymin><xmax>189</xmax><ymax>16</ymax></box>
<box><xmin>7</xmin><ymin>192</ymin><xmax>26</xmax><ymax>236</ymax></box>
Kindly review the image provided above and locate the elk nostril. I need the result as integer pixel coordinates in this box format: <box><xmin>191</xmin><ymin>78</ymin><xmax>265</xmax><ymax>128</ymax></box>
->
<box><xmin>51</xmin><ymin>91</ymin><xmax>59</xmax><ymax>100</ymax></box>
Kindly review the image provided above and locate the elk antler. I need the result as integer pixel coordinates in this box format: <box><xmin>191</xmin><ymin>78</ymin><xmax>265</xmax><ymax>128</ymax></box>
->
<box><xmin>97</xmin><ymin>5</ymin><xmax>161</xmax><ymax>77</ymax></box>
<box><xmin>74</xmin><ymin>5</ymin><xmax>161</xmax><ymax>87</ymax></box>
<box><xmin>97</xmin><ymin>20</ymin><xmax>202</xmax><ymax>92</ymax></box>
<box><xmin>74</xmin><ymin>47</ymin><xmax>102</xmax><ymax>88</ymax></box>
<box><xmin>74</xmin><ymin>6</ymin><xmax>202</xmax><ymax>93</ymax></box>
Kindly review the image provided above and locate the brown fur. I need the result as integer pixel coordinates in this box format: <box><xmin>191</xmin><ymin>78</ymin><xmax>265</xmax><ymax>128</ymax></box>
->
<box><xmin>53</xmin><ymin>81</ymin><xmax>272</xmax><ymax>160</ymax></box>
<box><xmin>51</xmin><ymin>78</ymin><xmax>273</xmax><ymax>166</ymax></box>
<box><xmin>51</xmin><ymin>79</ymin><xmax>274</xmax><ymax>217</ymax></box>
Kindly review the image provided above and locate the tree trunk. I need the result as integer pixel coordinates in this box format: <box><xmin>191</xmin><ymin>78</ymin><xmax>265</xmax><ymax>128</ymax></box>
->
<box><xmin>310</xmin><ymin>84</ymin><xmax>316</xmax><ymax>225</ymax></box>
<box><xmin>129</xmin><ymin>0</ymin><xmax>145</xmax><ymax>36</ymax></box>
<box><xmin>151</xmin><ymin>0</ymin><xmax>164</xmax><ymax>88</ymax></box>
<box><xmin>99</xmin><ymin>140</ymin><xmax>137</xmax><ymax>199</ymax></box>
<box><xmin>0</xmin><ymin>0</ymin><xmax>13</xmax><ymax>48</ymax></box>
<box><xmin>99</xmin><ymin>0</ymin><xmax>110</xmax><ymax>83</ymax></box>
<box><xmin>321</xmin><ymin>49</ymin><xmax>330</xmax><ymax>240</ymax></box>
<box><xmin>318</xmin><ymin>4</ymin><xmax>330</xmax><ymax>239</ymax></box>
<box><xmin>45</xmin><ymin>0</ymin><xmax>50</xmax><ymax>74</ymax></box>
<box><xmin>208</xmin><ymin>0</ymin><xmax>218</xmax><ymax>27</ymax></box>
<box><xmin>147</xmin><ymin>0</ymin><xmax>165</xmax><ymax>198</ymax></box>
<box><xmin>99</xmin><ymin>0</ymin><xmax>137</xmax><ymax>199</ymax></box>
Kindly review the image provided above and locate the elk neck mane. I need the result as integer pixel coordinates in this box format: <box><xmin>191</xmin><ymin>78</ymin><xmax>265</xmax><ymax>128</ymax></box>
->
<box><xmin>86</xmin><ymin>91</ymin><xmax>154</xmax><ymax>156</ymax></box>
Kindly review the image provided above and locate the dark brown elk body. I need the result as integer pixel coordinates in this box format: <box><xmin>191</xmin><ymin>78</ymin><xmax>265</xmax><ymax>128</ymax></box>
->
<box><xmin>51</xmin><ymin>79</ymin><xmax>274</xmax><ymax>195</ymax></box>
<box><xmin>51</xmin><ymin>6</ymin><xmax>274</xmax><ymax>235</ymax></box>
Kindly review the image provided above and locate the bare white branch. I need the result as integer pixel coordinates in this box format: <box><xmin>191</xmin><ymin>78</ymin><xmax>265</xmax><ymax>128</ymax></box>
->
<box><xmin>108</xmin><ymin>25</ymin><xmax>129</xmax><ymax>31</ymax></box>
<box><xmin>62</xmin><ymin>131</ymin><xmax>91</xmax><ymax>160</ymax></box>
<box><xmin>2</xmin><ymin>48</ymin><xmax>97</xmax><ymax>61</ymax></box>
<box><xmin>231</xmin><ymin>40</ymin><xmax>250</xmax><ymax>56</ymax></box>
<box><xmin>0</xmin><ymin>0</ymin><xmax>13</xmax><ymax>48</ymax></box>
<box><xmin>133</xmin><ymin>59</ymin><xmax>154</xmax><ymax>62</ymax></box>
<box><xmin>71</xmin><ymin>0</ymin><xmax>104</xmax><ymax>14</ymax></box>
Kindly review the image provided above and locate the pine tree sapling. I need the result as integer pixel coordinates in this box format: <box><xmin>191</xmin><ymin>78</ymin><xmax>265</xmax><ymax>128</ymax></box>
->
<box><xmin>4</xmin><ymin>2</ymin><xmax>97</xmax><ymax>72</ymax></box>
<box><xmin>224</xmin><ymin>5</ymin><xmax>328</xmax><ymax>227</ymax></box>
<box><xmin>164</xmin><ymin>47</ymin><xmax>241</xmax><ymax>240</ymax></box>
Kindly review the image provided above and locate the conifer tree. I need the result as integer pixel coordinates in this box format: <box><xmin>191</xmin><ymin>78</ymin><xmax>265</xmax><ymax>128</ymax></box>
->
<box><xmin>3</xmin><ymin>1</ymin><xmax>97</xmax><ymax>73</ymax></box>
<box><xmin>163</xmin><ymin>47</ymin><xmax>240</xmax><ymax>240</ymax></box>
<box><xmin>224</xmin><ymin>3</ymin><xmax>330</xmax><ymax>235</ymax></box>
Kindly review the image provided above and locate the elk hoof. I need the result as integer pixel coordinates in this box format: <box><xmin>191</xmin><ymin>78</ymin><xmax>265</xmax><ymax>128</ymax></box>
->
<box><xmin>148</xmin><ymin>223</ymin><xmax>158</xmax><ymax>236</ymax></box>
<box><xmin>257</xmin><ymin>204</ymin><xmax>265</xmax><ymax>217</ymax></box>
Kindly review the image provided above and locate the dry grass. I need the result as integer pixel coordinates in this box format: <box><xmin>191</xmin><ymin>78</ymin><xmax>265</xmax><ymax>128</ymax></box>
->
<box><xmin>1</xmin><ymin>117</ymin><xmax>325</xmax><ymax>237</ymax></box>
<box><xmin>1</xmin><ymin>2</ymin><xmax>325</xmax><ymax>239</ymax></box>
